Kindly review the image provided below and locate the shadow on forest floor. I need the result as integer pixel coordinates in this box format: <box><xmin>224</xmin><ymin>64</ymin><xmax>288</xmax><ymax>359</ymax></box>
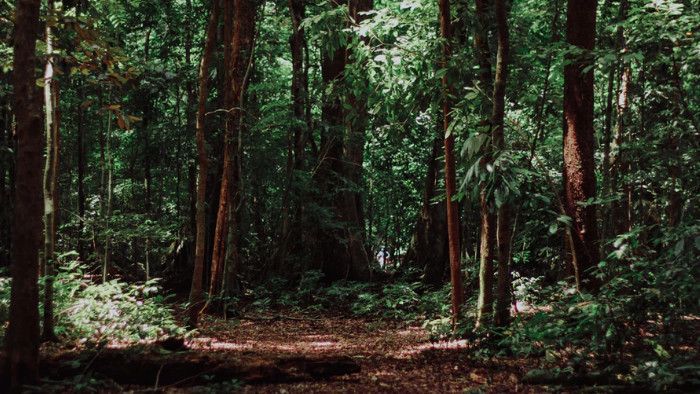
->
<box><xmin>29</xmin><ymin>310</ymin><xmax>696</xmax><ymax>393</ymax></box>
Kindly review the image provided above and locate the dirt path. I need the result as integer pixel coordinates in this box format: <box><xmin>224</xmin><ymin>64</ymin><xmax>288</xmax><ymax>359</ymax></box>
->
<box><xmin>189</xmin><ymin>315</ymin><xmax>541</xmax><ymax>393</ymax></box>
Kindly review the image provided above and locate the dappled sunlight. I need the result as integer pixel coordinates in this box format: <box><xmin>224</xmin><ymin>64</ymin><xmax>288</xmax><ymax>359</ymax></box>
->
<box><xmin>395</xmin><ymin>339</ymin><xmax>470</xmax><ymax>359</ymax></box>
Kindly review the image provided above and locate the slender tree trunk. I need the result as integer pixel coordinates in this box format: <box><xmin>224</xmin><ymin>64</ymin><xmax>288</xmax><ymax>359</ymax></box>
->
<box><xmin>77</xmin><ymin>81</ymin><xmax>86</xmax><ymax>260</ymax></box>
<box><xmin>103</xmin><ymin>91</ymin><xmax>114</xmax><ymax>283</ymax></box>
<box><xmin>0</xmin><ymin>71</ymin><xmax>10</xmax><ymax>269</ymax></box>
<box><xmin>440</xmin><ymin>0</ymin><xmax>464</xmax><ymax>322</ymax></box>
<box><xmin>529</xmin><ymin>0</ymin><xmax>562</xmax><ymax>161</ymax></box>
<box><xmin>42</xmin><ymin>5</ymin><xmax>60</xmax><ymax>340</ymax></box>
<box><xmin>493</xmin><ymin>0</ymin><xmax>511</xmax><ymax>328</ymax></box>
<box><xmin>475</xmin><ymin>0</ymin><xmax>496</xmax><ymax>326</ymax></box>
<box><xmin>187</xmin><ymin>0</ymin><xmax>219</xmax><ymax>328</ymax></box>
<box><xmin>668</xmin><ymin>41</ymin><xmax>684</xmax><ymax>228</ymax></box>
<box><xmin>563</xmin><ymin>0</ymin><xmax>600</xmax><ymax>292</ymax></box>
<box><xmin>4</xmin><ymin>0</ymin><xmax>42</xmax><ymax>388</ymax></box>
<box><xmin>276</xmin><ymin>0</ymin><xmax>308</xmax><ymax>274</ymax></box>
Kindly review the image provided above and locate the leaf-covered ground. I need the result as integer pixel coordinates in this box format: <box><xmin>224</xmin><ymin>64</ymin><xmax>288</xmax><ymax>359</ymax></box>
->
<box><xmin>35</xmin><ymin>311</ymin><xmax>582</xmax><ymax>393</ymax></box>
<box><xmin>195</xmin><ymin>314</ymin><xmax>538</xmax><ymax>393</ymax></box>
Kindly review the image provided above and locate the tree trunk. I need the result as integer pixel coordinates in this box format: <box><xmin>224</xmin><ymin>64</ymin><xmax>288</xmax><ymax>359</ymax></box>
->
<box><xmin>0</xmin><ymin>71</ymin><xmax>11</xmax><ymax>269</ymax></box>
<box><xmin>103</xmin><ymin>90</ymin><xmax>114</xmax><ymax>283</ymax></box>
<box><xmin>210</xmin><ymin>0</ymin><xmax>256</xmax><ymax>305</ymax></box>
<box><xmin>440</xmin><ymin>0</ymin><xmax>464</xmax><ymax>322</ymax></box>
<box><xmin>187</xmin><ymin>0</ymin><xmax>219</xmax><ymax>328</ymax></box>
<box><xmin>4</xmin><ymin>0</ymin><xmax>42</xmax><ymax>389</ymax></box>
<box><xmin>317</xmin><ymin>0</ymin><xmax>372</xmax><ymax>283</ymax></box>
<box><xmin>493</xmin><ymin>0</ymin><xmax>512</xmax><ymax>328</ymax></box>
<box><xmin>223</xmin><ymin>0</ymin><xmax>256</xmax><ymax>299</ymax></box>
<box><xmin>210</xmin><ymin>0</ymin><xmax>235</xmax><ymax>301</ymax></box>
<box><xmin>529</xmin><ymin>0</ymin><xmax>562</xmax><ymax>161</ymax></box>
<box><xmin>405</xmin><ymin>138</ymin><xmax>448</xmax><ymax>287</ymax></box>
<box><xmin>77</xmin><ymin>81</ymin><xmax>86</xmax><ymax>260</ymax></box>
<box><xmin>475</xmin><ymin>0</ymin><xmax>496</xmax><ymax>326</ymax></box>
<box><xmin>42</xmin><ymin>6</ymin><xmax>60</xmax><ymax>340</ymax></box>
<box><xmin>275</xmin><ymin>0</ymin><xmax>308</xmax><ymax>275</ymax></box>
<box><xmin>563</xmin><ymin>0</ymin><xmax>600</xmax><ymax>292</ymax></box>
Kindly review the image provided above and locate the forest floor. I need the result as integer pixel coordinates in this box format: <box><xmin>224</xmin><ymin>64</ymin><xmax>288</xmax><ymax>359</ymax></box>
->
<box><xmin>33</xmin><ymin>308</ymin><xmax>648</xmax><ymax>393</ymax></box>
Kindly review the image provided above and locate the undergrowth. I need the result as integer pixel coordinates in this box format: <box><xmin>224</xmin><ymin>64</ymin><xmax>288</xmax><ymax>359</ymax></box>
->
<box><xmin>0</xmin><ymin>256</ymin><xmax>185</xmax><ymax>347</ymax></box>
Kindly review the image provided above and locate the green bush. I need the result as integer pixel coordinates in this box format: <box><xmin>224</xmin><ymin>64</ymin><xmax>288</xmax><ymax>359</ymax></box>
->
<box><xmin>0</xmin><ymin>258</ymin><xmax>185</xmax><ymax>346</ymax></box>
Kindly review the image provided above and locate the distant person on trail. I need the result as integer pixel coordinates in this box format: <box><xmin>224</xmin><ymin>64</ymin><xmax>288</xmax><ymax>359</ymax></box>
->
<box><xmin>376</xmin><ymin>246</ymin><xmax>390</xmax><ymax>270</ymax></box>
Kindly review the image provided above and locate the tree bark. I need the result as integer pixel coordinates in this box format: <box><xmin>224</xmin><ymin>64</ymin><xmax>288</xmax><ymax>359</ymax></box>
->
<box><xmin>317</xmin><ymin>0</ymin><xmax>372</xmax><ymax>283</ymax></box>
<box><xmin>103</xmin><ymin>95</ymin><xmax>114</xmax><ymax>283</ymax></box>
<box><xmin>4</xmin><ymin>0</ymin><xmax>42</xmax><ymax>389</ymax></box>
<box><xmin>187</xmin><ymin>0</ymin><xmax>219</xmax><ymax>328</ymax></box>
<box><xmin>405</xmin><ymin>138</ymin><xmax>448</xmax><ymax>287</ymax></box>
<box><xmin>493</xmin><ymin>0</ymin><xmax>511</xmax><ymax>328</ymax></box>
<box><xmin>274</xmin><ymin>0</ymin><xmax>308</xmax><ymax>276</ymax></box>
<box><xmin>42</xmin><ymin>4</ymin><xmax>60</xmax><ymax>340</ymax></box>
<box><xmin>475</xmin><ymin>0</ymin><xmax>496</xmax><ymax>326</ymax></box>
<box><xmin>223</xmin><ymin>0</ymin><xmax>256</xmax><ymax>299</ymax></box>
<box><xmin>440</xmin><ymin>0</ymin><xmax>464</xmax><ymax>322</ymax></box>
<box><xmin>210</xmin><ymin>0</ymin><xmax>235</xmax><ymax>301</ymax></box>
<box><xmin>563</xmin><ymin>0</ymin><xmax>600</xmax><ymax>292</ymax></box>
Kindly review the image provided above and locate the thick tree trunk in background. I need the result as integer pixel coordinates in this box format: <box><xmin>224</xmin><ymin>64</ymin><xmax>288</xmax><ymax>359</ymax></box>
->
<box><xmin>42</xmin><ymin>8</ymin><xmax>60</xmax><ymax>340</ymax></box>
<box><xmin>475</xmin><ymin>0</ymin><xmax>496</xmax><ymax>326</ymax></box>
<box><xmin>4</xmin><ymin>0</ymin><xmax>42</xmax><ymax>389</ymax></box>
<box><xmin>440</xmin><ymin>0</ymin><xmax>464</xmax><ymax>322</ymax></box>
<box><xmin>187</xmin><ymin>0</ymin><xmax>219</xmax><ymax>328</ymax></box>
<box><xmin>317</xmin><ymin>0</ymin><xmax>372</xmax><ymax>282</ymax></box>
<box><xmin>405</xmin><ymin>138</ymin><xmax>448</xmax><ymax>287</ymax></box>
<box><xmin>563</xmin><ymin>0</ymin><xmax>600</xmax><ymax>292</ymax></box>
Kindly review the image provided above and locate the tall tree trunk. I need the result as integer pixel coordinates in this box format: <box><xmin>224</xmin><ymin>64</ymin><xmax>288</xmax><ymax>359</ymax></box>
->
<box><xmin>210</xmin><ymin>0</ymin><xmax>235</xmax><ymax>301</ymax></box>
<box><xmin>77</xmin><ymin>81</ymin><xmax>86</xmax><ymax>260</ymax></box>
<box><xmin>275</xmin><ymin>0</ymin><xmax>308</xmax><ymax>275</ymax></box>
<box><xmin>563</xmin><ymin>0</ymin><xmax>600</xmax><ymax>292</ymax></box>
<box><xmin>475</xmin><ymin>0</ymin><xmax>496</xmax><ymax>326</ymax></box>
<box><xmin>102</xmin><ymin>90</ymin><xmax>114</xmax><ymax>283</ymax></box>
<box><xmin>42</xmin><ymin>4</ymin><xmax>60</xmax><ymax>340</ymax></box>
<box><xmin>602</xmin><ymin>0</ymin><xmax>631</xmax><ymax>244</ymax></box>
<box><xmin>529</xmin><ymin>0</ymin><xmax>562</xmax><ymax>161</ymax></box>
<box><xmin>493</xmin><ymin>0</ymin><xmax>511</xmax><ymax>328</ymax></box>
<box><xmin>187</xmin><ymin>0</ymin><xmax>219</xmax><ymax>328</ymax></box>
<box><xmin>223</xmin><ymin>0</ymin><xmax>256</xmax><ymax>299</ymax></box>
<box><xmin>317</xmin><ymin>0</ymin><xmax>372</xmax><ymax>282</ymax></box>
<box><xmin>668</xmin><ymin>42</ymin><xmax>683</xmax><ymax>228</ymax></box>
<box><xmin>0</xmin><ymin>71</ymin><xmax>11</xmax><ymax>269</ymax></box>
<box><xmin>4</xmin><ymin>0</ymin><xmax>42</xmax><ymax>389</ymax></box>
<box><xmin>440</xmin><ymin>0</ymin><xmax>464</xmax><ymax>322</ymax></box>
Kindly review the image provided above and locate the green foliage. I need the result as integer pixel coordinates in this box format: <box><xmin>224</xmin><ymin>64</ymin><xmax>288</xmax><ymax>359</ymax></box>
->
<box><xmin>0</xmin><ymin>259</ymin><xmax>185</xmax><ymax>346</ymax></box>
<box><xmin>53</xmin><ymin>261</ymin><xmax>185</xmax><ymax>344</ymax></box>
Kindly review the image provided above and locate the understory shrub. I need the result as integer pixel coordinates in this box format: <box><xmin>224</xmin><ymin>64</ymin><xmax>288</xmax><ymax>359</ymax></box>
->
<box><xmin>0</xmin><ymin>257</ymin><xmax>185</xmax><ymax>346</ymax></box>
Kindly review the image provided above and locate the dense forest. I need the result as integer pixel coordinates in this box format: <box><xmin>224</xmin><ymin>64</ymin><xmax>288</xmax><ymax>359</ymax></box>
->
<box><xmin>1</xmin><ymin>0</ymin><xmax>698</xmax><ymax>391</ymax></box>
